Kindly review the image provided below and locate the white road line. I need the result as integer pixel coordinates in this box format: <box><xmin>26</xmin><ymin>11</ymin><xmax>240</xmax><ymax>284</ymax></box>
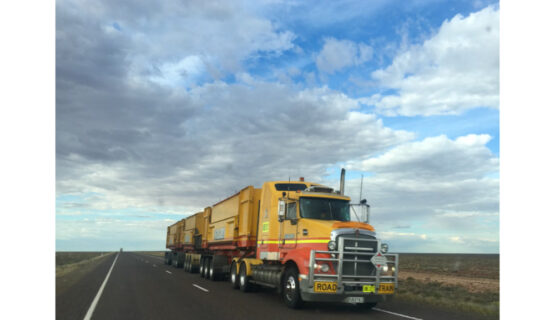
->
<box><xmin>373</xmin><ymin>308</ymin><xmax>423</xmax><ymax>320</ymax></box>
<box><xmin>83</xmin><ymin>253</ymin><xmax>119</xmax><ymax>320</ymax></box>
<box><xmin>165</xmin><ymin>270</ymin><xmax>172</xmax><ymax>274</ymax></box>
<box><xmin>193</xmin><ymin>284</ymin><xmax>209</xmax><ymax>292</ymax></box>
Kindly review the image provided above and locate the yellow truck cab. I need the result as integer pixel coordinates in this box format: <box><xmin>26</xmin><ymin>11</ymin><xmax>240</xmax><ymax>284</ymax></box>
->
<box><xmin>244</xmin><ymin>179</ymin><xmax>398</xmax><ymax>308</ymax></box>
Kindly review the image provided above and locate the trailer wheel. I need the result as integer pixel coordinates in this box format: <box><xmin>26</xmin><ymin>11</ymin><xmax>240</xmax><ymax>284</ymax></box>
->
<box><xmin>203</xmin><ymin>257</ymin><xmax>211</xmax><ymax>279</ymax></box>
<box><xmin>230</xmin><ymin>261</ymin><xmax>239</xmax><ymax>289</ymax></box>
<box><xmin>239</xmin><ymin>262</ymin><xmax>253</xmax><ymax>292</ymax></box>
<box><xmin>199</xmin><ymin>257</ymin><xmax>206</xmax><ymax>277</ymax></box>
<box><xmin>184</xmin><ymin>255</ymin><xmax>189</xmax><ymax>272</ymax></box>
<box><xmin>191</xmin><ymin>257</ymin><xmax>198</xmax><ymax>273</ymax></box>
<box><xmin>208</xmin><ymin>259</ymin><xmax>217</xmax><ymax>281</ymax></box>
<box><xmin>282</xmin><ymin>267</ymin><xmax>303</xmax><ymax>309</ymax></box>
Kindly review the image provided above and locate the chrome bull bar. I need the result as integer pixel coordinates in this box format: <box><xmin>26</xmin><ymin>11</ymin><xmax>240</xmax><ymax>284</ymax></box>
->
<box><xmin>308</xmin><ymin>236</ymin><xmax>398</xmax><ymax>294</ymax></box>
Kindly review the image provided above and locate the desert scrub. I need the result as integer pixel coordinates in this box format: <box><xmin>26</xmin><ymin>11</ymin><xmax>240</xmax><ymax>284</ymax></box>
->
<box><xmin>399</xmin><ymin>253</ymin><xmax>499</xmax><ymax>279</ymax></box>
<box><xmin>397</xmin><ymin>277</ymin><xmax>499</xmax><ymax>318</ymax></box>
<box><xmin>56</xmin><ymin>252</ymin><xmax>110</xmax><ymax>266</ymax></box>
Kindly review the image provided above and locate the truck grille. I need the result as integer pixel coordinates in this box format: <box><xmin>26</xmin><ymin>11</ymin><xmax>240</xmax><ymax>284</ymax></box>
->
<box><xmin>334</xmin><ymin>234</ymin><xmax>377</xmax><ymax>277</ymax></box>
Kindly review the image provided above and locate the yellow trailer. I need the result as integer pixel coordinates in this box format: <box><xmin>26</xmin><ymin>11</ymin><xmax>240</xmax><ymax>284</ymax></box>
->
<box><xmin>164</xmin><ymin>218</ymin><xmax>186</xmax><ymax>267</ymax></box>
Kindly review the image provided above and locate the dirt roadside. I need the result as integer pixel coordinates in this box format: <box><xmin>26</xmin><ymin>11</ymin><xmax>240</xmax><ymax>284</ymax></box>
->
<box><xmin>398</xmin><ymin>270</ymin><xmax>499</xmax><ymax>293</ymax></box>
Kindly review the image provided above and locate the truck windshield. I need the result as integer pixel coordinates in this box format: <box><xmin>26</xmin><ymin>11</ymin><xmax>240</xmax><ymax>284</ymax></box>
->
<box><xmin>299</xmin><ymin>197</ymin><xmax>350</xmax><ymax>221</ymax></box>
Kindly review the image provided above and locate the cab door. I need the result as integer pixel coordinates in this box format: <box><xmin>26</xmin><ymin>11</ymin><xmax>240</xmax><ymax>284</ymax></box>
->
<box><xmin>279</xmin><ymin>201</ymin><xmax>298</xmax><ymax>249</ymax></box>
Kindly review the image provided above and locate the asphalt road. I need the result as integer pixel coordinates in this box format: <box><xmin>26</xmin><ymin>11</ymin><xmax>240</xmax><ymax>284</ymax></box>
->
<box><xmin>56</xmin><ymin>252</ymin><xmax>488</xmax><ymax>320</ymax></box>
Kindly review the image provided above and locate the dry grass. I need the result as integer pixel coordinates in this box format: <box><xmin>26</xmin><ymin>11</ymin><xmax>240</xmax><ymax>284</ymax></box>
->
<box><xmin>395</xmin><ymin>253</ymin><xmax>499</xmax><ymax>319</ymax></box>
<box><xmin>56</xmin><ymin>251</ymin><xmax>112</xmax><ymax>267</ymax></box>
<box><xmin>137</xmin><ymin>251</ymin><xmax>166</xmax><ymax>257</ymax></box>
<box><xmin>56</xmin><ymin>252</ymin><xmax>115</xmax><ymax>279</ymax></box>
<box><xmin>398</xmin><ymin>253</ymin><xmax>499</xmax><ymax>279</ymax></box>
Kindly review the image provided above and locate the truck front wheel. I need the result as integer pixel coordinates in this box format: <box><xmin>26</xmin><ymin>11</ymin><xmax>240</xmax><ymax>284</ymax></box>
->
<box><xmin>282</xmin><ymin>267</ymin><xmax>303</xmax><ymax>309</ymax></box>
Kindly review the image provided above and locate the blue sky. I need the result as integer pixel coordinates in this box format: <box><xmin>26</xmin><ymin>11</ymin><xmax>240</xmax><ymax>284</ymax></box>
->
<box><xmin>56</xmin><ymin>0</ymin><xmax>499</xmax><ymax>253</ymax></box>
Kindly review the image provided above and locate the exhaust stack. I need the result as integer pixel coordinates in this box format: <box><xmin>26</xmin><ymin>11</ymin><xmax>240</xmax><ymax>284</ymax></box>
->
<box><xmin>340</xmin><ymin>168</ymin><xmax>345</xmax><ymax>195</ymax></box>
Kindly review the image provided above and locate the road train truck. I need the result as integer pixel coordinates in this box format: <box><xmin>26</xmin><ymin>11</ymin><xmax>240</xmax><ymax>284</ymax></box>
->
<box><xmin>165</xmin><ymin>170</ymin><xmax>398</xmax><ymax>308</ymax></box>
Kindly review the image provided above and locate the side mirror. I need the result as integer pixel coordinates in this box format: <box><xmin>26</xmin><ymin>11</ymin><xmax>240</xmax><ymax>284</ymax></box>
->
<box><xmin>278</xmin><ymin>200</ymin><xmax>285</xmax><ymax>222</ymax></box>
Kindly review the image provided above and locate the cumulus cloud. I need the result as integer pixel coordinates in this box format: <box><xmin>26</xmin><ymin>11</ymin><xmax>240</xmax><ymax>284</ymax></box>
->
<box><xmin>363</xmin><ymin>6</ymin><xmax>499</xmax><ymax>116</ymax></box>
<box><xmin>316</xmin><ymin>38</ymin><xmax>373</xmax><ymax>74</ymax></box>
<box><xmin>57</xmin><ymin>76</ymin><xmax>414</xmax><ymax>214</ymax></box>
<box><xmin>344</xmin><ymin>134</ymin><xmax>498</xmax><ymax>219</ymax></box>
<box><xmin>353</xmin><ymin>134</ymin><xmax>498</xmax><ymax>180</ymax></box>
<box><xmin>339</xmin><ymin>133</ymin><xmax>498</xmax><ymax>252</ymax></box>
<box><xmin>57</xmin><ymin>0</ymin><xmax>295</xmax><ymax>89</ymax></box>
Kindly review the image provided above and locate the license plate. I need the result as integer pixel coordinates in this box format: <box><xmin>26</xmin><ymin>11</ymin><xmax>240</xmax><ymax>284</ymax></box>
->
<box><xmin>363</xmin><ymin>285</ymin><xmax>376</xmax><ymax>293</ymax></box>
<box><xmin>314</xmin><ymin>281</ymin><xmax>337</xmax><ymax>293</ymax></box>
<box><xmin>379</xmin><ymin>283</ymin><xmax>395</xmax><ymax>294</ymax></box>
<box><xmin>345</xmin><ymin>297</ymin><xmax>364</xmax><ymax>303</ymax></box>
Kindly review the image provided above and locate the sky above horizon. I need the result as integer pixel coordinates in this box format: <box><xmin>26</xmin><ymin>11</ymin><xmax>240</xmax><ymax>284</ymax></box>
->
<box><xmin>56</xmin><ymin>0</ymin><xmax>499</xmax><ymax>253</ymax></box>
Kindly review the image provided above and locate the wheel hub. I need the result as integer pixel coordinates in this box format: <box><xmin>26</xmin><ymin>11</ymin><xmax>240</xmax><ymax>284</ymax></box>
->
<box><xmin>285</xmin><ymin>276</ymin><xmax>296</xmax><ymax>300</ymax></box>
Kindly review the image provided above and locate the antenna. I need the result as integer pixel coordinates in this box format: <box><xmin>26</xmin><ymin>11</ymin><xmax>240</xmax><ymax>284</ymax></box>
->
<box><xmin>359</xmin><ymin>174</ymin><xmax>363</xmax><ymax>203</ymax></box>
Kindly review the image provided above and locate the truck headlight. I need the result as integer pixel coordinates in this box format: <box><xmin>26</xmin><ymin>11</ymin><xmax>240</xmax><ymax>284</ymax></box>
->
<box><xmin>382</xmin><ymin>265</ymin><xmax>388</xmax><ymax>272</ymax></box>
<box><xmin>381</xmin><ymin>243</ymin><xmax>389</xmax><ymax>254</ymax></box>
<box><xmin>328</xmin><ymin>241</ymin><xmax>337</xmax><ymax>251</ymax></box>
<box><xmin>314</xmin><ymin>263</ymin><xmax>330</xmax><ymax>273</ymax></box>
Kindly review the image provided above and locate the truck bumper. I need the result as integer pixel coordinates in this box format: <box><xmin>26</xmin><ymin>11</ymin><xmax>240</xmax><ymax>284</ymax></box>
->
<box><xmin>302</xmin><ymin>236</ymin><xmax>398</xmax><ymax>304</ymax></box>
<box><xmin>299</xmin><ymin>279</ymin><xmax>389</xmax><ymax>303</ymax></box>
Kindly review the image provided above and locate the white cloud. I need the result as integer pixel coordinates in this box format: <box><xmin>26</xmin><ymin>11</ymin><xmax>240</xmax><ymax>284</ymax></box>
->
<box><xmin>338</xmin><ymin>133</ymin><xmax>498</xmax><ymax>252</ymax></box>
<box><xmin>58</xmin><ymin>0</ymin><xmax>296</xmax><ymax>88</ymax></box>
<box><xmin>364</xmin><ymin>6</ymin><xmax>499</xmax><ymax>116</ymax></box>
<box><xmin>57</xmin><ymin>79</ymin><xmax>414</xmax><ymax>214</ymax></box>
<box><xmin>350</xmin><ymin>134</ymin><xmax>498</xmax><ymax>180</ymax></box>
<box><xmin>316</xmin><ymin>38</ymin><xmax>373</xmax><ymax>74</ymax></box>
<box><xmin>149</xmin><ymin>55</ymin><xmax>206</xmax><ymax>87</ymax></box>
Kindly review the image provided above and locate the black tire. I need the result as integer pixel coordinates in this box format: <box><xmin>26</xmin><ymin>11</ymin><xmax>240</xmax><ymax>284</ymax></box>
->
<box><xmin>184</xmin><ymin>255</ymin><xmax>189</xmax><ymax>272</ymax></box>
<box><xmin>203</xmin><ymin>257</ymin><xmax>211</xmax><ymax>279</ymax></box>
<box><xmin>199</xmin><ymin>257</ymin><xmax>205</xmax><ymax>277</ymax></box>
<box><xmin>230</xmin><ymin>261</ymin><xmax>239</xmax><ymax>289</ymax></box>
<box><xmin>208</xmin><ymin>258</ymin><xmax>217</xmax><ymax>281</ymax></box>
<box><xmin>239</xmin><ymin>263</ymin><xmax>253</xmax><ymax>292</ymax></box>
<box><xmin>190</xmin><ymin>257</ymin><xmax>198</xmax><ymax>273</ymax></box>
<box><xmin>282</xmin><ymin>266</ymin><xmax>303</xmax><ymax>309</ymax></box>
